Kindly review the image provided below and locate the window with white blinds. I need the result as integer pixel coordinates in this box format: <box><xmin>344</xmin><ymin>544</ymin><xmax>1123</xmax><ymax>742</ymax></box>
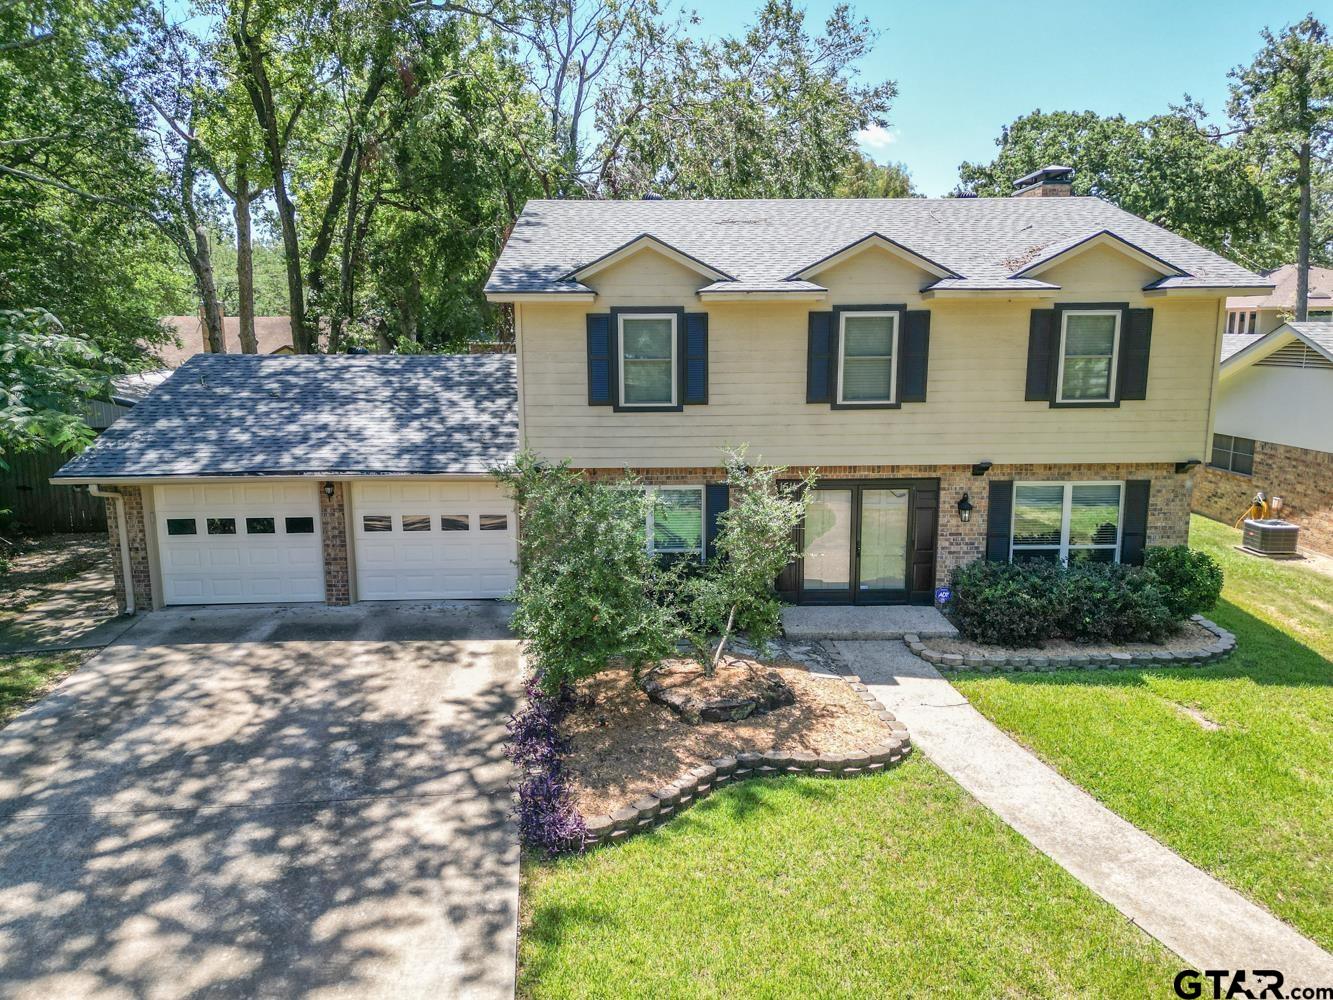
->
<box><xmin>643</xmin><ymin>486</ymin><xmax>704</xmax><ymax>556</ymax></box>
<box><xmin>1057</xmin><ymin>311</ymin><xmax>1120</xmax><ymax>403</ymax></box>
<box><xmin>838</xmin><ymin>312</ymin><xmax>898</xmax><ymax>404</ymax></box>
<box><xmin>619</xmin><ymin>315</ymin><xmax>677</xmax><ymax>406</ymax></box>
<box><xmin>1012</xmin><ymin>482</ymin><xmax>1123</xmax><ymax>563</ymax></box>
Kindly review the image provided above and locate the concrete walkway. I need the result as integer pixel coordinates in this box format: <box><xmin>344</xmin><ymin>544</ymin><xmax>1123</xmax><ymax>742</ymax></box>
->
<box><xmin>839</xmin><ymin>640</ymin><xmax>1333</xmax><ymax>985</ymax></box>
<box><xmin>782</xmin><ymin>604</ymin><xmax>957</xmax><ymax>640</ymax></box>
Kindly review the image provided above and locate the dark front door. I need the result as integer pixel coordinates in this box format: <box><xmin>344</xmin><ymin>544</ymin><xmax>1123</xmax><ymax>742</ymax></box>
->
<box><xmin>782</xmin><ymin>478</ymin><xmax>938</xmax><ymax>605</ymax></box>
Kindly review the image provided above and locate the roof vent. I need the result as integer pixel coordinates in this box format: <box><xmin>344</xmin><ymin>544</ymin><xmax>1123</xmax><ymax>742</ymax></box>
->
<box><xmin>1013</xmin><ymin>165</ymin><xmax>1074</xmax><ymax>198</ymax></box>
<box><xmin>641</xmin><ymin>191</ymin><xmax>664</xmax><ymax>201</ymax></box>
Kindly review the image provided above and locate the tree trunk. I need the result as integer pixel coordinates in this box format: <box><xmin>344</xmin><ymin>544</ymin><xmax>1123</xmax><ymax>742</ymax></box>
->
<box><xmin>234</xmin><ymin>162</ymin><xmax>258</xmax><ymax>353</ymax></box>
<box><xmin>1296</xmin><ymin>140</ymin><xmax>1312</xmax><ymax>322</ymax></box>
<box><xmin>234</xmin><ymin>21</ymin><xmax>312</xmax><ymax>354</ymax></box>
<box><xmin>181</xmin><ymin>147</ymin><xmax>225</xmax><ymax>354</ymax></box>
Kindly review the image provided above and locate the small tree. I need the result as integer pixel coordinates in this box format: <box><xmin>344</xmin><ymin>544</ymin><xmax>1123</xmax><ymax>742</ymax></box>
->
<box><xmin>684</xmin><ymin>448</ymin><xmax>814</xmax><ymax>673</ymax></box>
<box><xmin>494</xmin><ymin>451</ymin><xmax>681</xmax><ymax>692</ymax></box>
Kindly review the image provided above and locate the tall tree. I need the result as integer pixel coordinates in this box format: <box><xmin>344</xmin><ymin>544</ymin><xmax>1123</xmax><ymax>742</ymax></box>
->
<box><xmin>834</xmin><ymin>154</ymin><xmax>917</xmax><ymax>198</ymax></box>
<box><xmin>1227</xmin><ymin>16</ymin><xmax>1333</xmax><ymax>319</ymax></box>
<box><xmin>957</xmin><ymin>108</ymin><xmax>1276</xmax><ymax>268</ymax></box>
<box><xmin>594</xmin><ymin>1</ymin><xmax>896</xmax><ymax>198</ymax></box>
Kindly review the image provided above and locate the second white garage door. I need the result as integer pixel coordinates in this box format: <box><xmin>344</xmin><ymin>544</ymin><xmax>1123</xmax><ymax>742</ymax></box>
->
<box><xmin>351</xmin><ymin>481</ymin><xmax>518</xmax><ymax>600</ymax></box>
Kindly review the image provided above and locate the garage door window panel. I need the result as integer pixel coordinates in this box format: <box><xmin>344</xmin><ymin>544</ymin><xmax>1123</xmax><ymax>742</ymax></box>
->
<box><xmin>363</xmin><ymin>515</ymin><xmax>392</xmax><ymax>532</ymax></box>
<box><xmin>285</xmin><ymin>517</ymin><xmax>315</xmax><ymax>534</ymax></box>
<box><xmin>441</xmin><ymin>515</ymin><xmax>470</xmax><ymax>531</ymax></box>
<box><xmin>207</xmin><ymin>517</ymin><xmax>237</xmax><ymax>535</ymax></box>
<box><xmin>246</xmin><ymin>517</ymin><xmax>275</xmax><ymax>534</ymax></box>
<box><xmin>479</xmin><ymin>514</ymin><xmax>508</xmax><ymax>531</ymax></box>
<box><xmin>402</xmin><ymin>515</ymin><xmax>432</xmax><ymax>532</ymax></box>
<box><xmin>166</xmin><ymin>518</ymin><xmax>197</xmax><ymax>536</ymax></box>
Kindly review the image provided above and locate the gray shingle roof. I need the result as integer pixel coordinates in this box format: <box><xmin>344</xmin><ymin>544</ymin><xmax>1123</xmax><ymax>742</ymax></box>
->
<box><xmin>55</xmin><ymin>354</ymin><xmax>517</xmax><ymax>479</ymax></box>
<box><xmin>487</xmin><ymin>197</ymin><xmax>1271</xmax><ymax>295</ymax></box>
<box><xmin>1219</xmin><ymin>321</ymin><xmax>1333</xmax><ymax>364</ymax></box>
<box><xmin>1221</xmin><ymin>333</ymin><xmax>1263</xmax><ymax>362</ymax></box>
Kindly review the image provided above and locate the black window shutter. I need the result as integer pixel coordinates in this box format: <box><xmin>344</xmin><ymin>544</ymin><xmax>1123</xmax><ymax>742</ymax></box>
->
<box><xmin>899</xmin><ymin>310</ymin><xmax>930</xmax><ymax>403</ymax></box>
<box><xmin>586</xmin><ymin>314</ymin><xmax>613</xmax><ymax>406</ymax></box>
<box><xmin>1117</xmin><ymin>308</ymin><xmax>1153</xmax><ymax>401</ymax></box>
<box><xmin>1026</xmin><ymin>310</ymin><xmax>1057</xmax><ymax>401</ymax></box>
<box><xmin>682</xmin><ymin>313</ymin><xmax>708</xmax><ymax>404</ymax></box>
<box><xmin>705</xmin><ymin>483</ymin><xmax>729</xmax><ymax>560</ymax></box>
<box><xmin>1121</xmin><ymin>479</ymin><xmax>1151</xmax><ymax>565</ymax></box>
<box><xmin>807</xmin><ymin>311</ymin><xmax>834</xmax><ymax>403</ymax></box>
<box><xmin>986</xmin><ymin>480</ymin><xmax>1014</xmax><ymax>562</ymax></box>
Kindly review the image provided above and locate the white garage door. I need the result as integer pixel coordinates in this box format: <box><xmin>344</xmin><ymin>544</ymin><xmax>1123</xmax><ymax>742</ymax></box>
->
<box><xmin>154</xmin><ymin>484</ymin><xmax>324</xmax><ymax>605</ymax></box>
<box><xmin>352</xmin><ymin>481</ymin><xmax>517</xmax><ymax>600</ymax></box>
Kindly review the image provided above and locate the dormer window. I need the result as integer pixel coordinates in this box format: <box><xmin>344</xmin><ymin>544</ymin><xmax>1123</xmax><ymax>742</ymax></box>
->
<box><xmin>1057</xmin><ymin>310</ymin><xmax>1120</xmax><ymax>403</ymax></box>
<box><xmin>838</xmin><ymin>311</ymin><xmax>898</xmax><ymax>405</ymax></box>
<box><xmin>619</xmin><ymin>314</ymin><xmax>677</xmax><ymax>406</ymax></box>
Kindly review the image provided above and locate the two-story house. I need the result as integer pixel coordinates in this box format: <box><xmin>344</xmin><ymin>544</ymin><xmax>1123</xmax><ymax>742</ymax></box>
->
<box><xmin>55</xmin><ymin>166</ymin><xmax>1272</xmax><ymax>611</ymax></box>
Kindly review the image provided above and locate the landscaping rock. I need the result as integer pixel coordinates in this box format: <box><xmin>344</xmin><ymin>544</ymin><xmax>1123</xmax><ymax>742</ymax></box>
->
<box><xmin>641</xmin><ymin>667</ymin><xmax>796</xmax><ymax>725</ymax></box>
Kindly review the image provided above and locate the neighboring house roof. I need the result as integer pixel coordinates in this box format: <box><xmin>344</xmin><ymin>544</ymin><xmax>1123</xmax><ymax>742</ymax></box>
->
<box><xmin>1219</xmin><ymin>321</ymin><xmax>1333</xmax><ymax>371</ymax></box>
<box><xmin>54</xmin><ymin>354</ymin><xmax>518</xmax><ymax>480</ymax></box>
<box><xmin>153</xmin><ymin>316</ymin><xmax>296</xmax><ymax>367</ymax></box>
<box><xmin>109</xmin><ymin>370</ymin><xmax>172</xmax><ymax>407</ymax></box>
<box><xmin>487</xmin><ymin>197</ymin><xmax>1271</xmax><ymax>297</ymax></box>
<box><xmin>1227</xmin><ymin>264</ymin><xmax>1333</xmax><ymax>310</ymax></box>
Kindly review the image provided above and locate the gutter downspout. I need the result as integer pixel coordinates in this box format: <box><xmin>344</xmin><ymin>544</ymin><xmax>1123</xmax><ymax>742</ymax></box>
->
<box><xmin>88</xmin><ymin>485</ymin><xmax>134</xmax><ymax>615</ymax></box>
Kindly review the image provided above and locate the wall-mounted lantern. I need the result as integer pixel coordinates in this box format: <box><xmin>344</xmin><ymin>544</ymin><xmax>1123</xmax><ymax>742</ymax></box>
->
<box><xmin>322</xmin><ymin>481</ymin><xmax>336</xmax><ymax>500</ymax></box>
<box><xmin>957</xmin><ymin>493</ymin><xmax>973</xmax><ymax>523</ymax></box>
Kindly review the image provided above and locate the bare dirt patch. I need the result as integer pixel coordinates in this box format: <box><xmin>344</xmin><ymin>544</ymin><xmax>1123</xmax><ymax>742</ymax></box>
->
<box><xmin>564</xmin><ymin>656</ymin><xmax>892</xmax><ymax>817</ymax></box>
<box><xmin>1</xmin><ymin>533</ymin><xmax>110</xmax><ymax>613</ymax></box>
<box><xmin>930</xmin><ymin>619</ymin><xmax>1218</xmax><ymax>658</ymax></box>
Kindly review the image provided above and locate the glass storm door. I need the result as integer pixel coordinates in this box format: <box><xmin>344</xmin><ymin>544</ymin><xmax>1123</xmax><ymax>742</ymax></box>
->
<box><xmin>857</xmin><ymin>488</ymin><xmax>909</xmax><ymax>600</ymax></box>
<box><xmin>802</xmin><ymin>489</ymin><xmax>854</xmax><ymax>600</ymax></box>
<box><xmin>799</xmin><ymin>484</ymin><xmax>912</xmax><ymax>604</ymax></box>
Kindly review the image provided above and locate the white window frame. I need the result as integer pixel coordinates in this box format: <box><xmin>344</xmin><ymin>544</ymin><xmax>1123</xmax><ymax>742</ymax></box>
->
<box><xmin>1010</xmin><ymin>480</ymin><xmax>1125</xmax><ymax>564</ymax></box>
<box><xmin>642</xmin><ymin>485</ymin><xmax>705</xmax><ymax>558</ymax></box>
<box><xmin>1056</xmin><ymin>309</ymin><xmax>1121</xmax><ymax>404</ymax></box>
<box><xmin>837</xmin><ymin>310</ymin><xmax>899</xmax><ymax>405</ymax></box>
<box><xmin>618</xmin><ymin>313</ymin><xmax>678</xmax><ymax>407</ymax></box>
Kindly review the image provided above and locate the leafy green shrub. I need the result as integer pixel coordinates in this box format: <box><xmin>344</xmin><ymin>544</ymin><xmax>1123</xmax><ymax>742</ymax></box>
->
<box><xmin>1145</xmin><ymin>545</ymin><xmax>1224</xmax><ymax>618</ymax></box>
<box><xmin>951</xmin><ymin>558</ymin><xmax>1180</xmax><ymax>646</ymax></box>
<box><xmin>494</xmin><ymin>452</ymin><xmax>682</xmax><ymax>693</ymax></box>
<box><xmin>948</xmin><ymin>560</ymin><xmax>1064</xmax><ymax>647</ymax></box>
<box><xmin>1058</xmin><ymin>562</ymin><xmax>1175</xmax><ymax>644</ymax></box>
<box><xmin>680</xmin><ymin>448</ymin><xmax>813</xmax><ymax>672</ymax></box>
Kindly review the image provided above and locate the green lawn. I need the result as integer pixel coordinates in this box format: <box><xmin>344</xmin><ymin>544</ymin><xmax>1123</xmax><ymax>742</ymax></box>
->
<box><xmin>953</xmin><ymin>515</ymin><xmax>1333</xmax><ymax>949</ymax></box>
<box><xmin>0</xmin><ymin>651</ymin><xmax>86</xmax><ymax>728</ymax></box>
<box><xmin>521</xmin><ymin>758</ymin><xmax>1178</xmax><ymax>999</ymax></box>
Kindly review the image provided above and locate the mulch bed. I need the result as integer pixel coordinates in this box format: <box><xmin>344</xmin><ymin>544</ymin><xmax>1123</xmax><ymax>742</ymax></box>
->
<box><xmin>564</xmin><ymin>656</ymin><xmax>893</xmax><ymax>818</ymax></box>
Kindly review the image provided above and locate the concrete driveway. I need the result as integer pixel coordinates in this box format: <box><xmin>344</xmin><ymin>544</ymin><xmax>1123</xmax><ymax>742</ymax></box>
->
<box><xmin>0</xmin><ymin>602</ymin><xmax>522</xmax><ymax>1000</ymax></box>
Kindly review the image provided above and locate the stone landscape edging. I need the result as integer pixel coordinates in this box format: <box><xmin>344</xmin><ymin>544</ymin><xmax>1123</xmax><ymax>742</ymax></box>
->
<box><xmin>907</xmin><ymin>614</ymin><xmax>1237</xmax><ymax>673</ymax></box>
<box><xmin>579</xmin><ymin>664</ymin><xmax>912</xmax><ymax>849</ymax></box>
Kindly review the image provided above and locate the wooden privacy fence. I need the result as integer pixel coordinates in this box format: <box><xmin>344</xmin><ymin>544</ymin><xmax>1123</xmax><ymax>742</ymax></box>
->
<box><xmin>0</xmin><ymin>447</ymin><xmax>106</xmax><ymax>534</ymax></box>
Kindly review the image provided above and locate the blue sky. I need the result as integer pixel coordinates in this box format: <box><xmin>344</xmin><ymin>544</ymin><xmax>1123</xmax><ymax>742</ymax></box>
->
<box><xmin>701</xmin><ymin>0</ymin><xmax>1333</xmax><ymax>196</ymax></box>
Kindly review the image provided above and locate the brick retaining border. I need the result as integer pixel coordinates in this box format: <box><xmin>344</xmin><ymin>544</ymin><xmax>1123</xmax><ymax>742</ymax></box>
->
<box><xmin>907</xmin><ymin>615</ymin><xmax>1237</xmax><ymax>673</ymax></box>
<box><xmin>579</xmin><ymin>668</ymin><xmax>913</xmax><ymax>850</ymax></box>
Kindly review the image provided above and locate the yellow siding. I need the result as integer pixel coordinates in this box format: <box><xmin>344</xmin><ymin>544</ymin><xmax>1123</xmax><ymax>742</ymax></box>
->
<box><xmin>516</xmin><ymin>245</ymin><xmax>1223</xmax><ymax>469</ymax></box>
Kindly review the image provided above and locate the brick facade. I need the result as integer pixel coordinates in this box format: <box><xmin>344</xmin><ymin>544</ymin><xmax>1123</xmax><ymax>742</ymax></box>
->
<box><xmin>319</xmin><ymin>482</ymin><xmax>352</xmax><ymax>605</ymax></box>
<box><xmin>1193</xmin><ymin>440</ymin><xmax>1333</xmax><ymax>556</ymax></box>
<box><xmin>579</xmin><ymin>462</ymin><xmax>1189</xmax><ymax>586</ymax></box>
<box><xmin>103</xmin><ymin>485</ymin><xmax>153</xmax><ymax>613</ymax></box>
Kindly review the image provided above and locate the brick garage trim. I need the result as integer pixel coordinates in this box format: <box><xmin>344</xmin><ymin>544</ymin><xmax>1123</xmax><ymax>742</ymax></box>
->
<box><xmin>576</xmin><ymin>462</ymin><xmax>1190</xmax><ymax>586</ymax></box>
<box><xmin>319</xmin><ymin>482</ymin><xmax>351</xmax><ymax>605</ymax></box>
<box><xmin>102</xmin><ymin>485</ymin><xmax>152</xmax><ymax>613</ymax></box>
<box><xmin>1193</xmin><ymin>440</ymin><xmax>1333</xmax><ymax>556</ymax></box>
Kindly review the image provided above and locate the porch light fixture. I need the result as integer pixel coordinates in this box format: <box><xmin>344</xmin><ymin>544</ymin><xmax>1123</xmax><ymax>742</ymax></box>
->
<box><xmin>957</xmin><ymin>493</ymin><xmax>973</xmax><ymax>523</ymax></box>
<box><xmin>322</xmin><ymin>481</ymin><xmax>336</xmax><ymax>499</ymax></box>
<box><xmin>1175</xmin><ymin>459</ymin><xmax>1201</xmax><ymax>474</ymax></box>
<box><xmin>971</xmin><ymin>461</ymin><xmax>993</xmax><ymax>477</ymax></box>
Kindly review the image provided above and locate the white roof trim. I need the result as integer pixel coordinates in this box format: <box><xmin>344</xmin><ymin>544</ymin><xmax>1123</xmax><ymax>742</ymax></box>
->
<box><xmin>787</xmin><ymin>232</ymin><xmax>960</xmax><ymax>281</ymax></box>
<box><xmin>565</xmin><ymin>234</ymin><xmax>734</xmax><ymax>283</ymax></box>
<box><xmin>1143</xmin><ymin>285</ymin><xmax>1276</xmax><ymax>299</ymax></box>
<box><xmin>921</xmin><ymin>287</ymin><xmax>1058</xmax><ymax>300</ymax></box>
<box><xmin>1220</xmin><ymin>323</ymin><xmax>1333</xmax><ymax>379</ymax></box>
<box><xmin>485</xmin><ymin>291</ymin><xmax>596</xmax><ymax>303</ymax></box>
<box><xmin>697</xmin><ymin>289</ymin><xmax>829</xmax><ymax>302</ymax></box>
<box><xmin>1014</xmin><ymin>230</ymin><xmax>1186</xmax><ymax>280</ymax></box>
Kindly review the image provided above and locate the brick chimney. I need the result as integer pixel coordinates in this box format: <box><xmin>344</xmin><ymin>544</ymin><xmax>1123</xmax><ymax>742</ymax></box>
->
<box><xmin>1012</xmin><ymin>165</ymin><xmax>1074</xmax><ymax>198</ymax></box>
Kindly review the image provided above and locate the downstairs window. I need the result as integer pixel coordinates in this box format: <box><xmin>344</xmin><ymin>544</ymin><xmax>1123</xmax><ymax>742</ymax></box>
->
<box><xmin>1011</xmin><ymin>482</ymin><xmax>1123</xmax><ymax>564</ymax></box>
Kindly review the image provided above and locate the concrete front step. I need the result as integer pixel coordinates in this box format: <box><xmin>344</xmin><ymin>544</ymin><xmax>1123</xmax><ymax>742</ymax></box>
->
<box><xmin>781</xmin><ymin>605</ymin><xmax>958</xmax><ymax>641</ymax></box>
